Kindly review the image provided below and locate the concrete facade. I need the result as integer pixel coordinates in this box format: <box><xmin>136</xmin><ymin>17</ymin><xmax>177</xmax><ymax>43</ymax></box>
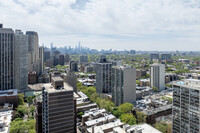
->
<box><xmin>112</xmin><ymin>66</ymin><xmax>136</xmax><ymax>106</ymax></box>
<box><xmin>14</xmin><ymin>30</ymin><xmax>28</xmax><ymax>90</ymax></box>
<box><xmin>0</xmin><ymin>25</ymin><xmax>14</xmax><ymax>90</ymax></box>
<box><xmin>79</xmin><ymin>55</ymin><xmax>88</xmax><ymax>64</ymax></box>
<box><xmin>150</xmin><ymin>53</ymin><xmax>159</xmax><ymax>62</ymax></box>
<box><xmin>150</xmin><ymin>63</ymin><xmax>165</xmax><ymax>91</ymax></box>
<box><xmin>173</xmin><ymin>79</ymin><xmax>200</xmax><ymax>133</ymax></box>
<box><xmin>96</xmin><ymin>62</ymin><xmax>112</xmax><ymax>94</ymax></box>
<box><xmin>64</xmin><ymin>71</ymin><xmax>77</xmax><ymax>92</ymax></box>
<box><xmin>42</xmin><ymin>79</ymin><xmax>75</xmax><ymax>133</ymax></box>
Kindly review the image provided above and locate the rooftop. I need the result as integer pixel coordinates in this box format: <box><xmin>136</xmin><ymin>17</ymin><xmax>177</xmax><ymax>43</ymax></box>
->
<box><xmin>43</xmin><ymin>82</ymin><xmax>73</xmax><ymax>93</ymax></box>
<box><xmin>85</xmin><ymin>114</ymin><xmax>116</xmax><ymax>127</ymax></box>
<box><xmin>173</xmin><ymin>79</ymin><xmax>200</xmax><ymax>90</ymax></box>
<box><xmin>0</xmin><ymin>89</ymin><xmax>18</xmax><ymax>97</ymax></box>
<box><xmin>126</xmin><ymin>123</ymin><xmax>162</xmax><ymax>133</ymax></box>
<box><xmin>51</xmin><ymin>76</ymin><xmax>63</xmax><ymax>82</ymax></box>
<box><xmin>0</xmin><ymin>110</ymin><xmax>13</xmax><ymax>133</ymax></box>
<box><xmin>86</xmin><ymin>119</ymin><xmax>124</xmax><ymax>133</ymax></box>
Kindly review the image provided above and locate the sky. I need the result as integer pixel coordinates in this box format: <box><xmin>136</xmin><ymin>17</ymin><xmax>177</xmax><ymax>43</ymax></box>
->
<box><xmin>0</xmin><ymin>0</ymin><xmax>200</xmax><ymax>51</ymax></box>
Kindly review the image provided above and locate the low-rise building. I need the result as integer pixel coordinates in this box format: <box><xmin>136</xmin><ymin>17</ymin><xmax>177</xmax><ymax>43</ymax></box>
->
<box><xmin>139</xmin><ymin>79</ymin><xmax>150</xmax><ymax>87</ymax></box>
<box><xmin>28</xmin><ymin>71</ymin><xmax>37</xmax><ymax>84</ymax></box>
<box><xmin>136</xmin><ymin>69</ymin><xmax>147</xmax><ymax>79</ymax></box>
<box><xmin>0</xmin><ymin>89</ymin><xmax>18</xmax><ymax>108</ymax></box>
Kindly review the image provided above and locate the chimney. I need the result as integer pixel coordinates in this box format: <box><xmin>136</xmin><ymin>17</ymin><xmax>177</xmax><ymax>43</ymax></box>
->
<box><xmin>92</xmin><ymin>126</ymin><xmax>94</xmax><ymax>133</ymax></box>
<box><xmin>0</xmin><ymin>24</ymin><xmax>3</xmax><ymax>28</ymax></box>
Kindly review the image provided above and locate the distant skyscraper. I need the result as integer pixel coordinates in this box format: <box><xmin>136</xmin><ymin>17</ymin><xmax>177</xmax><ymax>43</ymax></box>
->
<box><xmin>39</xmin><ymin>46</ymin><xmax>44</xmax><ymax>75</ymax></box>
<box><xmin>161</xmin><ymin>54</ymin><xmax>171</xmax><ymax>61</ymax></box>
<box><xmin>79</xmin><ymin>55</ymin><xmax>88</xmax><ymax>64</ymax></box>
<box><xmin>14</xmin><ymin>30</ymin><xmax>28</xmax><ymax>90</ymax></box>
<box><xmin>150</xmin><ymin>53</ymin><xmax>159</xmax><ymax>62</ymax></box>
<box><xmin>42</xmin><ymin>77</ymin><xmax>75</xmax><ymax>133</ymax></box>
<box><xmin>112</xmin><ymin>66</ymin><xmax>136</xmax><ymax>106</ymax></box>
<box><xmin>96</xmin><ymin>56</ymin><xmax>112</xmax><ymax>94</ymax></box>
<box><xmin>70</xmin><ymin>61</ymin><xmax>78</xmax><ymax>72</ymax></box>
<box><xmin>58</xmin><ymin>54</ymin><xmax>64</xmax><ymax>65</ymax></box>
<box><xmin>44</xmin><ymin>51</ymin><xmax>51</xmax><ymax>62</ymax></box>
<box><xmin>26</xmin><ymin>31</ymin><xmax>40</xmax><ymax>74</ymax></box>
<box><xmin>64</xmin><ymin>53</ymin><xmax>70</xmax><ymax>63</ymax></box>
<box><xmin>0</xmin><ymin>24</ymin><xmax>15</xmax><ymax>90</ymax></box>
<box><xmin>173</xmin><ymin>79</ymin><xmax>200</xmax><ymax>133</ymax></box>
<box><xmin>150</xmin><ymin>63</ymin><xmax>165</xmax><ymax>91</ymax></box>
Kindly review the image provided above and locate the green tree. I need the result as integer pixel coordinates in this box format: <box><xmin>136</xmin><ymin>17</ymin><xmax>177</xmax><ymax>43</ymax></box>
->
<box><xmin>155</xmin><ymin>122</ymin><xmax>168</xmax><ymax>133</ymax></box>
<box><xmin>152</xmin><ymin>86</ymin><xmax>159</xmax><ymax>92</ymax></box>
<box><xmin>136</xmin><ymin>111</ymin><xmax>147</xmax><ymax>124</ymax></box>
<box><xmin>30</xmin><ymin>105</ymin><xmax>35</xmax><ymax>117</ymax></box>
<box><xmin>118</xmin><ymin>103</ymin><xmax>133</xmax><ymax>114</ymax></box>
<box><xmin>10</xmin><ymin>118</ymin><xmax>36</xmax><ymax>133</ymax></box>
<box><xmin>26</xmin><ymin>96</ymin><xmax>34</xmax><ymax>106</ymax></box>
<box><xmin>77</xmin><ymin>112</ymin><xmax>84</xmax><ymax>118</ymax></box>
<box><xmin>165</xmin><ymin>84</ymin><xmax>172</xmax><ymax>88</ymax></box>
<box><xmin>16</xmin><ymin>105</ymin><xmax>28</xmax><ymax>118</ymax></box>
<box><xmin>120</xmin><ymin>113</ymin><xmax>136</xmax><ymax>125</ymax></box>
<box><xmin>112</xmin><ymin>109</ymin><xmax>123</xmax><ymax>118</ymax></box>
<box><xmin>18</xmin><ymin>94</ymin><xmax>25</xmax><ymax>105</ymax></box>
<box><xmin>136</xmin><ymin>80</ymin><xmax>140</xmax><ymax>85</ymax></box>
<box><xmin>90</xmin><ymin>93</ymin><xmax>98</xmax><ymax>102</ymax></box>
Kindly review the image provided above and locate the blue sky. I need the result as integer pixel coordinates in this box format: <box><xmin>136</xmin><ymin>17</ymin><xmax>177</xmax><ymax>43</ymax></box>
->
<box><xmin>0</xmin><ymin>0</ymin><xmax>200</xmax><ymax>50</ymax></box>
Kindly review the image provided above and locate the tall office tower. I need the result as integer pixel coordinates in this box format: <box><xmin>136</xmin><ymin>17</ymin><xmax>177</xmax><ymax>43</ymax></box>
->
<box><xmin>64</xmin><ymin>71</ymin><xmax>77</xmax><ymax>92</ymax></box>
<box><xmin>96</xmin><ymin>56</ymin><xmax>112</xmax><ymax>94</ymax></box>
<box><xmin>173</xmin><ymin>79</ymin><xmax>200</xmax><ymax>133</ymax></box>
<box><xmin>150</xmin><ymin>63</ymin><xmax>165</xmax><ymax>91</ymax></box>
<box><xmin>161</xmin><ymin>54</ymin><xmax>171</xmax><ymax>61</ymax></box>
<box><xmin>70</xmin><ymin>61</ymin><xmax>78</xmax><ymax>72</ymax></box>
<box><xmin>14</xmin><ymin>30</ymin><xmax>28</xmax><ymax>90</ymax></box>
<box><xmin>64</xmin><ymin>53</ymin><xmax>70</xmax><ymax>63</ymax></box>
<box><xmin>150</xmin><ymin>53</ymin><xmax>159</xmax><ymax>62</ymax></box>
<box><xmin>42</xmin><ymin>77</ymin><xmax>75</xmax><ymax>133</ymax></box>
<box><xmin>58</xmin><ymin>54</ymin><xmax>64</xmax><ymax>65</ymax></box>
<box><xmin>26</xmin><ymin>31</ymin><xmax>40</xmax><ymax>74</ymax></box>
<box><xmin>53</xmin><ymin>55</ymin><xmax>59</xmax><ymax>66</ymax></box>
<box><xmin>112</xmin><ymin>66</ymin><xmax>136</xmax><ymax>106</ymax></box>
<box><xmin>0</xmin><ymin>24</ymin><xmax>14</xmax><ymax>90</ymax></box>
<box><xmin>39</xmin><ymin>46</ymin><xmax>44</xmax><ymax>75</ymax></box>
<box><xmin>44</xmin><ymin>51</ymin><xmax>51</xmax><ymax>62</ymax></box>
<box><xmin>79</xmin><ymin>55</ymin><xmax>88</xmax><ymax>64</ymax></box>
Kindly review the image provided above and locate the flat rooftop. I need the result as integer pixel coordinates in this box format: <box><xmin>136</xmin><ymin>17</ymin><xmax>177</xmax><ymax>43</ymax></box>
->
<box><xmin>82</xmin><ymin>108</ymin><xmax>106</xmax><ymax>118</ymax></box>
<box><xmin>85</xmin><ymin>114</ymin><xmax>116</xmax><ymax>127</ymax></box>
<box><xmin>127</xmin><ymin>123</ymin><xmax>162</xmax><ymax>133</ymax></box>
<box><xmin>0</xmin><ymin>110</ymin><xmax>13</xmax><ymax>133</ymax></box>
<box><xmin>52</xmin><ymin>76</ymin><xmax>63</xmax><ymax>82</ymax></box>
<box><xmin>143</xmin><ymin>104</ymin><xmax>172</xmax><ymax>115</ymax></box>
<box><xmin>28</xmin><ymin>83</ymin><xmax>44</xmax><ymax>91</ymax></box>
<box><xmin>173</xmin><ymin>79</ymin><xmax>200</xmax><ymax>90</ymax></box>
<box><xmin>43</xmin><ymin>83</ymin><xmax>73</xmax><ymax>93</ymax></box>
<box><xmin>0</xmin><ymin>89</ymin><xmax>18</xmax><ymax>97</ymax></box>
<box><xmin>86</xmin><ymin>119</ymin><xmax>124</xmax><ymax>133</ymax></box>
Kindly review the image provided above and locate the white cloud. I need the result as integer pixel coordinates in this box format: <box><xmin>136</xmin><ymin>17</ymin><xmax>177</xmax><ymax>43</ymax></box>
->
<box><xmin>0</xmin><ymin>0</ymin><xmax>200</xmax><ymax>50</ymax></box>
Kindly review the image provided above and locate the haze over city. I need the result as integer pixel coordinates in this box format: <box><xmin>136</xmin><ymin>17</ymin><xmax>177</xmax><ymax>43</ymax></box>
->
<box><xmin>1</xmin><ymin>0</ymin><xmax>200</xmax><ymax>50</ymax></box>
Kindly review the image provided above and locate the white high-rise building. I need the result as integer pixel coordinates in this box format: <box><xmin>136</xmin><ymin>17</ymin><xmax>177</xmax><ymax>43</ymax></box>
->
<box><xmin>14</xmin><ymin>30</ymin><xmax>28</xmax><ymax>90</ymax></box>
<box><xmin>112</xmin><ymin>66</ymin><xmax>136</xmax><ymax>106</ymax></box>
<box><xmin>0</xmin><ymin>24</ymin><xmax>14</xmax><ymax>90</ymax></box>
<box><xmin>150</xmin><ymin>63</ymin><xmax>165</xmax><ymax>91</ymax></box>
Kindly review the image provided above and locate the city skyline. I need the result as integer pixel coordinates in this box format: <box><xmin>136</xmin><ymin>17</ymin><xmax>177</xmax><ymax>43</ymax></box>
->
<box><xmin>0</xmin><ymin>0</ymin><xmax>200</xmax><ymax>50</ymax></box>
